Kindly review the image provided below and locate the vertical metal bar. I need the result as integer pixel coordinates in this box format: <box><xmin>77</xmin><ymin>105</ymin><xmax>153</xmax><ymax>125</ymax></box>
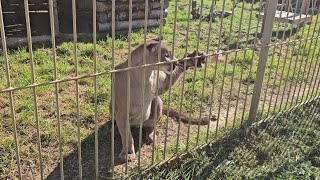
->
<box><xmin>279</xmin><ymin>0</ymin><xmax>305</xmax><ymax>111</ymax></box>
<box><xmin>162</xmin><ymin>0</ymin><xmax>171</xmax><ymax>160</ymax></box>
<box><xmin>186</xmin><ymin>0</ymin><xmax>205</xmax><ymax>150</ymax></box>
<box><xmin>310</xmin><ymin>48</ymin><xmax>320</xmax><ymax>98</ymax></box>
<box><xmin>111</xmin><ymin>0</ymin><xmax>116</xmax><ymax>177</ymax></box>
<box><xmin>204</xmin><ymin>0</ymin><xmax>217</xmax><ymax>143</ymax></box>
<box><xmin>151</xmin><ymin>0</ymin><xmax>165</xmax><ymax>164</ymax></box>
<box><xmin>48</xmin><ymin>0</ymin><xmax>64</xmax><ymax>178</ymax></box>
<box><xmin>312</xmin><ymin>65</ymin><xmax>320</xmax><ymax>97</ymax></box>
<box><xmin>298</xmin><ymin>92</ymin><xmax>320</xmax><ymax>135</ymax></box>
<box><xmin>224</xmin><ymin>0</ymin><xmax>240</xmax><ymax>128</ymax></box>
<box><xmin>248</xmin><ymin>0</ymin><xmax>277</xmax><ymax>124</ymax></box>
<box><xmin>292</xmin><ymin>10</ymin><xmax>320</xmax><ymax>104</ymax></box>
<box><xmin>196</xmin><ymin>0</ymin><xmax>218</xmax><ymax>144</ymax></box>
<box><xmin>0</xmin><ymin>1</ymin><xmax>22</xmax><ymax>179</ymax></box>
<box><xmin>125</xmin><ymin>0</ymin><xmax>133</xmax><ymax>173</ymax></box>
<box><xmin>215</xmin><ymin>0</ymin><xmax>227</xmax><ymax>138</ymax></box>
<box><xmin>206</xmin><ymin>57</ymin><xmax>219</xmax><ymax>141</ymax></box>
<box><xmin>176</xmin><ymin>0</ymin><xmax>192</xmax><ymax>151</ymax></box>
<box><xmin>171</xmin><ymin>0</ymin><xmax>178</xmax><ymax>58</ymax></box>
<box><xmin>175</xmin><ymin>61</ymin><xmax>186</xmax><ymax>154</ymax></box>
<box><xmin>234</xmin><ymin>0</ymin><xmax>256</xmax><ymax>127</ymax></box>
<box><xmin>138</xmin><ymin>0</ymin><xmax>148</xmax><ymax>167</ymax></box>
<box><xmin>302</xmin><ymin>35</ymin><xmax>320</xmax><ymax>102</ymax></box>
<box><xmin>71</xmin><ymin>0</ymin><xmax>82</xmax><ymax>178</ymax></box>
<box><xmin>183</xmin><ymin>0</ymin><xmax>193</xmax><ymax>55</ymax></box>
<box><xmin>151</xmin><ymin>63</ymin><xmax>160</xmax><ymax>165</ymax></box>
<box><xmin>314</xmin><ymin>75</ymin><xmax>320</xmax><ymax>97</ymax></box>
<box><xmin>260</xmin><ymin>0</ymin><xmax>287</xmax><ymax>118</ymax></box>
<box><xmin>9</xmin><ymin>97</ymin><xmax>22</xmax><ymax>179</ymax></box>
<box><xmin>0</xmin><ymin>1</ymin><xmax>9</xmax><ymax>88</ymax></box>
<box><xmin>294</xmin><ymin>9</ymin><xmax>320</xmax><ymax>105</ymax></box>
<box><xmin>287</xmin><ymin>31</ymin><xmax>313</xmax><ymax>108</ymax></box>
<box><xmin>23</xmin><ymin>0</ymin><xmax>45</xmax><ymax>179</ymax></box>
<box><xmin>306</xmin><ymin>46</ymin><xmax>320</xmax><ymax>101</ymax></box>
<box><xmin>303</xmin><ymin>102</ymin><xmax>317</xmax><ymax>132</ymax></box>
<box><xmin>304</xmin><ymin>91</ymin><xmax>320</xmax><ymax>131</ymax></box>
<box><xmin>265</xmin><ymin>48</ymin><xmax>282</xmax><ymax>116</ymax></box>
<box><xmin>269</xmin><ymin>0</ymin><xmax>302</xmax><ymax>116</ymax></box>
<box><xmin>241</xmin><ymin>0</ymin><xmax>264</xmax><ymax>124</ymax></box>
<box><xmin>227</xmin><ymin>0</ymin><xmax>246</xmax><ymax>128</ymax></box>
<box><xmin>175</xmin><ymin>0</ymin><xmax>185</xmax><ymax>156</ymax></box>
<box><xmin>285</xmin><ymin>13</ymin><xmax>314</xmax><ymax>109</ymax></box>
<box><xmin>287</xmin><ymin>25</ymin><xmax>313</xmax><ymax>108</ymax></box>
<box><xmin>309</xmin><ymin>96</ymin><xmax>320</xmax><ymax>126</ymax></box>
<box><xmin>52</xmin><ymin>0</ymin><xmax>59</xmax><ymax>35</ymax></box>
<box><xmin>261</xmin><ymin>1</ymin><xmax>283</xmax><ymax>118</ymax></box>
<box><xmin>92</xmin><ymin>0</ymin><xmax>99</xmax><ymax>178</ymax></box>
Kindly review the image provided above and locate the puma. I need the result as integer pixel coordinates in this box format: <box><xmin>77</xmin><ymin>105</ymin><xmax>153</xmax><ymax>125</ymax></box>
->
<box><xmin>110</xmin><ymin>36</ymin><xmax>219</xmax><ymax>162</ymax></box>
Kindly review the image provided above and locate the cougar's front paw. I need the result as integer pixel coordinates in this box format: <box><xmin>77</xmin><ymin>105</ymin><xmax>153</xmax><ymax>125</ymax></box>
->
<box><xmin>118</xmin><ymin>150</ymin><xmax>136</xmax><ymax>162</ymax></box>
<box><xmin>180</xmin><ymin>50</ymin><xmax>206</xmax><ymax>68</ymax></box>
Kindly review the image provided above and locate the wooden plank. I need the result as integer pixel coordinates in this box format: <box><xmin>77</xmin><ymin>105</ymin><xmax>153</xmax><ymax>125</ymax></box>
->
<box><xmin>58</xmin><ymin>1</ymin><xmax>164</xmax><ymax>13</ymax></box>
<box><xmin>0</xmin><ymin>35</ymin><xmax>51</xmax><ymax>48</ymax></box>
<box><xmin>97</xmin><ymin>19</ymin><xmax>164</xmax><ymax>32</ymax></box>
<box><xmin>57</xmin><ymin>0</ymin><xmax>93</xmax><ymax>11</ymax></box>
<box><xmin>97</xmin><ymin>9</ymin><xmax>167</xmax><ymax>22</ymax></box>
<box><xmin>57</xmin><ymin>0</ymin><xmax>167</xmax><ymax>12</ymax></box>
<box><xmin>98</xmin><ymin>0</ymin><xmax>146</xmax><ymax>2</ymax></box>
<box><xmin>60</xmin><ymin>9</ymin><xmax>166</xmax><ymax>21</ymax></box>
<box><xmin>256</xmin><ymin>10</ymin><xmax>311</xmax><ymax>24</ymax></box>
<box><xmin>58</xmin><ymin>14</ymin><xmax>93</xmax><ymax>33</ymax></box>
<box><xmin>103</xmin><ymin>0</ymin><xmax>169</xmax><ymax>7</ymax></box>
<box><xmin>2</xmin><ymin>0</ymin><xmax>47</xmax><ymax>4</ymax></box>
<box><xmin>0</xmin><ymin>31</ymin><xmax>135</xmax><ymax>48</ymax></box>
<box><xmin>3</xmin><ymin>12</ymin><xmax>25</xmax><ymax>24</ymax></box>
<box><xmin>3</xmin><ymin>12</ymin><xmax>51</xmax><ymax>37</ymax></box>
<box><xmin>2</xmin><ymin>24</ymin><xmax>25</xmax><ymax>37</ymax></box>
<box><xmin>1</xmin><ymin>3</ymin><xmax>49</xmax><ymax>12</ymax></box>
<box><xmin>96</xmin><ymin>1</ymin><xmax>164</xmax><ymax>12</ymax></box>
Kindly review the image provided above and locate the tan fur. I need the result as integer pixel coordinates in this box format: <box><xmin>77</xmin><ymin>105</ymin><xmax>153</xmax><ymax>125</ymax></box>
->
<box><xmin>110</xmin><ymin>37</ymin><xmax>216</xmax><ymax>162</ymax></box>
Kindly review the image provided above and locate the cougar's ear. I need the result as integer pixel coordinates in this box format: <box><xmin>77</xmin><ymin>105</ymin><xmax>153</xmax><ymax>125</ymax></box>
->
<box><xmin>146</xmin><ymin>41</ymin><xmax>160</xmax><ymax>53</ymax></box>
<box><xmin>146</xmin><ymin>36</ymin><xmax>163</xmax><ymax>52</ymax></box>
<box><xmin>152</xmin><ymin>36</ymin><xmax>163</xmax><ymax>42</ymax></box>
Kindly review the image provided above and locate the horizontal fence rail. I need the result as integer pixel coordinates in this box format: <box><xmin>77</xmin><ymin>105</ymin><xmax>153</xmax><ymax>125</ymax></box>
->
<box><xmin>0</xmin><ymin>0</ymin><xmax>320</xmax><ymax>179</ymax></box>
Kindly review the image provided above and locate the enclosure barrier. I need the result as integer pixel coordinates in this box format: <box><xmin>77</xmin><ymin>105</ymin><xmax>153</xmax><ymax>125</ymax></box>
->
<box><xmin>0</xmin><ymin>0</ymin><xmax>320</xmax><ymax>179</ymax></box>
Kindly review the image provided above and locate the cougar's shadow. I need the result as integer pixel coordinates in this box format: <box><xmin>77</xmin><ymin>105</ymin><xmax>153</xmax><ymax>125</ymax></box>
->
<box><xmin>45</xmin><ymin>120</ymin><xmax>152</xmax><ymax>179</ymax></box>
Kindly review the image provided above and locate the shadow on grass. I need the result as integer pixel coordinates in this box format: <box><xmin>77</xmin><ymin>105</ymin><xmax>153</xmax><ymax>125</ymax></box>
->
<box><xmin>134</xmin><ymin>98</ymin><xmax>320</xmax><ymax>179</ymax></box>
<box><xmin>45</xmin><ymin>120</ymin><xmax>154</xmax><ymax>179</ymax></box>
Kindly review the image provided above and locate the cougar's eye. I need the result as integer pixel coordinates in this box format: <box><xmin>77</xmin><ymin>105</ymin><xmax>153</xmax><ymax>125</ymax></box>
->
<box><xmin>165</xmin><ymin>51</ymin><xmax>172</xmax><ymax>58</ymax></box>
<box><xmin>164</xmin><ymin>53</ymin><xmax>171</xmax><ymax>61</ymax></box>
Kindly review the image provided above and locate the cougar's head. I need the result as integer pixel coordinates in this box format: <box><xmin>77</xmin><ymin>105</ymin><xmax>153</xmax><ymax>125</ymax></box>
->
<box><xmin>143</xmin><ymin>36</ymin><xmax>175</xmax><ymax>74</ymax></box>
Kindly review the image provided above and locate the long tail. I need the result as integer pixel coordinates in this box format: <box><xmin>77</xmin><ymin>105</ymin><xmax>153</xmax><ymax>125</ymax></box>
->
<box><xmin>162</xmin><ymin>108</ymin><xmax>210</xmax><ymax>125</ymax></box>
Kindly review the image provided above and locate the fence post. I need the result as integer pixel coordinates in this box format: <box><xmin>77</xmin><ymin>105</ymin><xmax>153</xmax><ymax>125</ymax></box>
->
<box><xmin>53</xmin><ymin>0</ymin><xmax>60</xmax><ymax>36</ymax></box>
<box><xmin>301</xmin><ymin>0</ymin><xmax>311</xmax><ymax>14</ymax></box>
<box><xmin>248</xmin><ymin>0</ymin><xmax>277</xmax><ymax>125</ymax></box>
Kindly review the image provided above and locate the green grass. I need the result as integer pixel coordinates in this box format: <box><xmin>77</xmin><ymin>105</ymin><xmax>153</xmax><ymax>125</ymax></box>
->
<box><xmin>1</xmin><ymin>0</ymin><xmax>320</xmax><ymax>178</ymax></box>
<box><xmin>134</xmin><ymin>98</ymin><xmax>320</xmax><ymax>179</ymax></box>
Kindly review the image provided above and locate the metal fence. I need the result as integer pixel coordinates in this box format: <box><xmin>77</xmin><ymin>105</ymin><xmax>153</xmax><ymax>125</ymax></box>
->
<box><xmin>0</xmin><ymin>0</ymin><xmax>320</xmax><ymax>179</ymax></box>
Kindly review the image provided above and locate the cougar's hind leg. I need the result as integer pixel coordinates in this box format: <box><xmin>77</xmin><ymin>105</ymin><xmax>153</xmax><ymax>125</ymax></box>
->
<box><xmin>143</xmin><ymin>96</ymin><xmax>163</xmax><ymax>145</ymax></box>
